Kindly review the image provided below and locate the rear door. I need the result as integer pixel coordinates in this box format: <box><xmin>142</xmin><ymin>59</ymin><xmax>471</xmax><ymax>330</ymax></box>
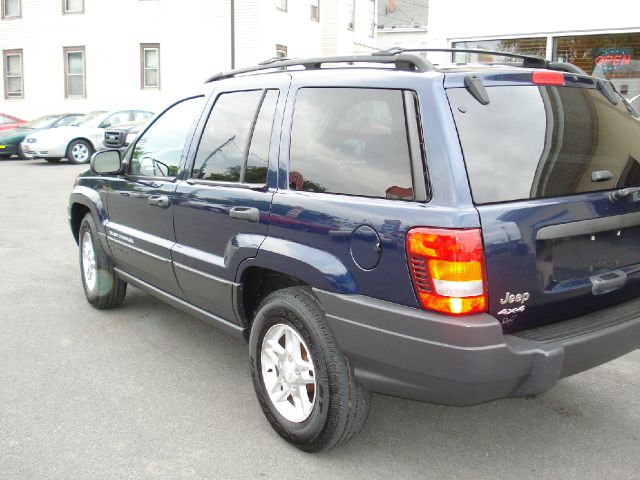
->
<box><xmin>171</xmin><ymin>74</ymin><xmax>289</xmax><ymax>321</ymax></box>
<box><xmin>447</xmin><ymin>77</ymin><xmax>640</xmax><ymax>333</ymax></box>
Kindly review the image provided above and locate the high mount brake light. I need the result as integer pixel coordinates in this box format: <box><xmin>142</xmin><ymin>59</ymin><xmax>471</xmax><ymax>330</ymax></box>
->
<box><xmin>406</xmin><ymin>228</ymin><xmax>487</xmax><ymax>315</ymax></box>
<box><xmin>532</xmin><ymin>71</ymin><xmax>565</xmax><ymax>86</ymax></box>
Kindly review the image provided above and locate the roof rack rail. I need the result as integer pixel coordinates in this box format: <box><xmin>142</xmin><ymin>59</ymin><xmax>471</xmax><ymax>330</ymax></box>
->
<box><xmin>259</xmin><ymin>57</ymin><xmax>290</xmax><ymax>65</ymax></box>
<box><xmin>374</xmin><ymin>47</ymin><xmax>588</xmax><ymax>76</ymax></box>
<box><xmin>205</xmin><ymin>53</ymin><xmax>434</xmax><ymax>83</ymax></box>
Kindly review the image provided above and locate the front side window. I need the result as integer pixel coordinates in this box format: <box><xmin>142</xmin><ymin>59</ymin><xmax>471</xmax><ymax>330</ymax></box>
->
<box><xmin>289</xmin><ymin>88</ymin><xmax>415</xmax><ymax>199</ymax></box>
<box><xmin>64</xmin><ymin>46</ymin><xmax>85</xmax><ymax>98</ymax></box>
<box><xmin>192</xmin><ymin>89</ymin><xmax>279</xmax><ymax>184</ymax></box>
<box><xmin>130</xmin><ymin>97</ymin><xmax>203</xmax><ymax>178</ymax></box>
<box><xmin>102</xmin><ymin>111</ymin><xmax>130</xmax><ymax>128</ymax></box>
<box><xmin>1</xmin><ymin>0</ymin><xmax>20</xmax><ymax>19</ymax></box>
<box><xmin>310</xmin><ymin>0</ymin><xmax>319</xmax><ymax>21</ymax></box>
<box><xmin>3</xmin><ymin>49</ymin><xmax>23</xmax><ymax>99</ymax></box>
<box><xmin>141</xmin><ymin>43</ymin><xmax>160</xmax><ymax>89</ymax></box>
<box><xmin>133</xmin><ymin>110</ymin><xmax>154</xmax><ymax>121</ymax></box>
<box><xmin>63</xmin><ymin>0</ymin><xmax>83</xmax><ymax>14</ymax></box>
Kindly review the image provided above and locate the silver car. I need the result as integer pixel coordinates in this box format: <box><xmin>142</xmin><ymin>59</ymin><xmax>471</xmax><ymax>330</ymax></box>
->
<box><xmin>21</xmin><ymin>109</ymin><xmax>154</xmax><ymax>164</ymax></box>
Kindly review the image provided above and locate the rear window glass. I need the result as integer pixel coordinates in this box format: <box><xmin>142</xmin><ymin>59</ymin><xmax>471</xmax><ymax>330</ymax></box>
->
<box><xmin>289</xmin><ymin>88</ymin><xmax>415</xmax><ymax>200</ymax></box>
<box><xmin>448</xmin><ymin>86</ymin><xmax>640</xmax><ymax>204</ymax></box>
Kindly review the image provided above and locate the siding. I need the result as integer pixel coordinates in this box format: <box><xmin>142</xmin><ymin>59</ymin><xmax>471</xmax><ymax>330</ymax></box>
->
<box><xmin>0</xmin><ymin>0</ymin><xmax>376</xmax><ymax>119</ymax></box>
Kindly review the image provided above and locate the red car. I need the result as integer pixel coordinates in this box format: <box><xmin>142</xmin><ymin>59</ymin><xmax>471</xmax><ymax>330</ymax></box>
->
<box><xmin>0</xmin><ymin>113</ymin><xmax>26</xmax><ymax>131</ymax></box>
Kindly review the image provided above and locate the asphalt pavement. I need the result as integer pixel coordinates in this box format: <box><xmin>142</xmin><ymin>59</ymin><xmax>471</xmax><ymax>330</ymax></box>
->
<box><xmin>1</xmin><ymin>158</ymin><xmax>639</xmax><ymax>480</ymax></box>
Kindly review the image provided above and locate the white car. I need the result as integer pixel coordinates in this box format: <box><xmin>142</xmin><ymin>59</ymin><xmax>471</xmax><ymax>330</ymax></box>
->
<box><xmin>21</xmin><ymin>109</ymin><xmax>154</xmax><ymax>164</ymax></box>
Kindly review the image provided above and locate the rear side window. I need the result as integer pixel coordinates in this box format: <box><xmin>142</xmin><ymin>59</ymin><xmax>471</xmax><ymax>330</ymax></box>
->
<box><xmin>192</xmin><ymin>89</ymin><xmax>278</xmax><ymax>184</ymax></box>
<box><xmin>448</xmin><ymin>85</ymin><xmax>640</xmax><ymax>204</ymax></box>
<box><xmin>289</xmin><ymin>88</ymin><xmax>416</xmax><ymax>200</ymax></box>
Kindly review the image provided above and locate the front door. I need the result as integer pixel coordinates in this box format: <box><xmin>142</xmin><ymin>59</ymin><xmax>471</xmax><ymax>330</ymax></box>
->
<box><xmin>172</xmin><ymin>74</ymin><xmax>289</xmax><ymax>321</ymax></box>
<box><xmin>105</xmin><ymin>96</ymin><xmax>205</xmax><ymax>298</ymax></box>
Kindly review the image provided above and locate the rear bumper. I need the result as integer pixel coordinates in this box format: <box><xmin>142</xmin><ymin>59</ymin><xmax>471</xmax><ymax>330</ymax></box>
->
<box><xmin>315</xmin><ymin>289</ymin><xmax>640</xmax><ymax>406</ymax></box>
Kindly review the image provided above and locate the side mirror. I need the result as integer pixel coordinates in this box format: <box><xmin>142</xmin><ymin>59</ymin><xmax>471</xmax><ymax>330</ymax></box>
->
<box><xmin>91</xmin><ymin>149</ymin><xmax>122</xmax><ymax>175</ymax></box>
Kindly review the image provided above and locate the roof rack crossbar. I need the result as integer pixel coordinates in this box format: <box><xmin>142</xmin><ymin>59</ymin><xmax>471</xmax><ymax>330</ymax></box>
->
<box><xmin>375</xmin><ymin>47</ymin><xmax>588</xmax><ymax>76</ymax></box>
<box><xmin>205</xmin><ymin>53</ymin><xmax>434</xmax><ymax>83</ymax></box>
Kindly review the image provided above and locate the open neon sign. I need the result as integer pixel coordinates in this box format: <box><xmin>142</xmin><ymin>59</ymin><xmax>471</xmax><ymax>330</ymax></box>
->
<box><xmin>593</xmin><ymin>48</ymin><xmax>635</xmax><ymax>70</ymax></box>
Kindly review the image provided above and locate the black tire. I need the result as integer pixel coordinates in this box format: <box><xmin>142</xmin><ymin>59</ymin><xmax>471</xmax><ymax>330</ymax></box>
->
<box><xmin>0</xmin><ymin>154</ymin><xmax>11</xmax><ymax>159</ymax></box>
<box><xmin>17</xmin><ymin>144</ymin><xmax>29</xmax><ymax>160</ymax></box>
<box><xmin>78</xmin><ymin>213</ymin><xmax>127</xmax><ymax>309</ymax></box>
<box><xmin>249</xmin><ymin>287</ymin><xmax>370</xmax><ymax>452</ymax></box>
<box><xmin>45</xmin><ymin>158</ymin><xmax>61</xmax><ymax>163</ymax></box>
<box><xmin>66</xmin><ymin>139</ymin><xmax>94</xmax><ymax>164</ymax></box>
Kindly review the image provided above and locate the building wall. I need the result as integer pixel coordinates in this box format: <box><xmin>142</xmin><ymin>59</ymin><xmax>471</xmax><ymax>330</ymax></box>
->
<box><xmin>0</xmin><ymin>0</ymin><xmax>231</xmax><ymax>119</ymax></box>
<box><xmin>0</xmin><ymin>0</ymin><xmax>376</xmax><ymax>120</ymax></box>
<box><xmin>377</xmin><ymin>29</ymin><xmax>428</xmax><ymax>51</ymax></box>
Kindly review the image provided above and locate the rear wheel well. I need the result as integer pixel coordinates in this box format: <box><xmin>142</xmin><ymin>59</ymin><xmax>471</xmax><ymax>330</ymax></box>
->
<box><xmin>240</xmin><ymin>267</ymin><xmax>306</xmax><ymax>327</ymax></box>
<box><xmin>71</xmin><ymin>203</ymin><xmax>91</xmax><ymax>243</ymax></box>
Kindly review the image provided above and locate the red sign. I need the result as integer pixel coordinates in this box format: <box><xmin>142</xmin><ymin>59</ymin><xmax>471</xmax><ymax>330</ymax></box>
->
<box><xmin>595</xmin><ymin>54</ymin><xmax>632</xmax><ymax>67</ymax></box>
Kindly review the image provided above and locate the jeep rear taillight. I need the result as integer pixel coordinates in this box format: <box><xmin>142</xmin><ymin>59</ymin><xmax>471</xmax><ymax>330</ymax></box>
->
<box><xmin>406</xmin><ymin>228</ymin><xmax>487</xmax><ymax>315</ymax></box>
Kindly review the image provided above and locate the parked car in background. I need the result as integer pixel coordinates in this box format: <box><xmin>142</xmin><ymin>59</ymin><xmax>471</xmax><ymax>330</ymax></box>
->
<box><xmin>0</xmin><ymin>113</ymin><xmax>26</xmax><ymax>131</ymax></box>
<box><xmin>0</xmin><ymin>113</ymin><xmax>83</xmax><ymax>159</ymax></box>
<box><xmin>103</xmin><ymin>120</ymin><xmax>149</xmax><ymax>153</ymax></box>
<box><xmin>22</xmin><ymin>109</ymin><xmax>154</xmax><ymax>164</ymax></box>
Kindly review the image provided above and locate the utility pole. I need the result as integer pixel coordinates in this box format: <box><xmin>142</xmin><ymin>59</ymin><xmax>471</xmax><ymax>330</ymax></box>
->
<box><xmin>231</xmin><ymin>0</ymin><xmax>236</xmax><ymax>69</ymax></box>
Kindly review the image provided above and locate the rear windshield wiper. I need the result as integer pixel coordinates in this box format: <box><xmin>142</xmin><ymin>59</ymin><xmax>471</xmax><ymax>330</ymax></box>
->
<box><xmin>609</xmin><ymin>186</ymin><xmax>640</xmax><ymax>202</ymax></box>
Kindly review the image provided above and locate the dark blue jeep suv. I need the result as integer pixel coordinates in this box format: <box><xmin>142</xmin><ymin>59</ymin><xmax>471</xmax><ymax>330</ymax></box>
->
<box><xmin>69</xmin><ymin>49</ymin><xmax>640</xmax><ymax>451</ymax></box>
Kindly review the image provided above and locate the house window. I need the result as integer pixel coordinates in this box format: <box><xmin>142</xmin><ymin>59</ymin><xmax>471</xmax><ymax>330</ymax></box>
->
<box><xmin>347</xmin><ymin>0</ymin><xmax>354</xmax><ymax>30</ymax></box>
<box><xmin>64</xmin><ymin>46</ymin><xmax>86</xmax><ymax>98</ymax></box>
<box><xmin>3</xmin><ymin>49</ymin><xmax>23</xmax><ymax>99</ymax></box>
<box><xmin>276</xmin><ymin>44</ymin><xmax>287</xmax><ymax>60</ymax></box>
<box><xmin>368</xmin><ymin>0</ymin><xmax>375</xmax><ymax>37</ymax></box>
<box><xmin>62</xmin><ymin>0</ymin><xmax>84</xmax><ymax>14</ymax></box>
<box><xmin>310</xmin><ymin>0</ymin><xmax>319</xmax><ymax>21</ymax></box>
<box><xmin>140</xmin><ymin>43</ymin><xmax>160</xmax><ymax>89</ymax></box>
<box><xmin>1</xmin><ymin>0</ymin><xmax>20</xmax><ymax>19</ymax></box>
<box><xmin>276</xmin><ymin>0</ymin><xmax>286</xmax><ymax>12</ymax></box>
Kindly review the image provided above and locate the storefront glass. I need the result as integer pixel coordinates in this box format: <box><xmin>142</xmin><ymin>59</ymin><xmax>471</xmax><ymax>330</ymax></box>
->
<box><xmin>553</xmin><ymin>32</ymin><xmax>640</xmax><ymax>100</ymax></box>
<box><xmin>452</xmin><ymin>38</ymin><xmax>547</xmax><ymax>63</ymax></box>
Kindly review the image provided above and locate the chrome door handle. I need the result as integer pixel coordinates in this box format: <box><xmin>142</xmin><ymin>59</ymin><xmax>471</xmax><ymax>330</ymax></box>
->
<box><xmin>229</xmin><ymin>206</ymin><xmax>260</xmax><ymax>223</ymax></box>
<box><xmin>148</xmin><ymin>195</ymin><xmax>170</xmax><ymax>208</ymax></box>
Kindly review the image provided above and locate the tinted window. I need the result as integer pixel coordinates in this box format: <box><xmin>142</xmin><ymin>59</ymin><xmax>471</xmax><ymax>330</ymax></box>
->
<box><xmin>448</xmin><ymin>86</ymin><xmax>640</xmax><ymax>204</ymax></box>
<box><xmin>245</xmin><ymin>90</ymin><xmax>279</xmax><ymax>184</ymax></box>
<box><xmin>289</xmin><ymin>88</ymin><xmax>415</xmax><ymax>199</ymax></box>
<box><xmin>130</xmin><ymin>96</ymin><xmax>203</xmax><ymax>177</ymax></box>
<box><xmin>192</xmin><ymin>90</ymin><xmax>263</xmax><ymax>182</ymax></box>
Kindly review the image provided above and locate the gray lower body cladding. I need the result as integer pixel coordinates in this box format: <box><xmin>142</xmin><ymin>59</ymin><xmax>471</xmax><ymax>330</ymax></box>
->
<box><xmin>315</xmin><ymin>289</ymin><xmax>640</xmax><ymax>406</ymax></box>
